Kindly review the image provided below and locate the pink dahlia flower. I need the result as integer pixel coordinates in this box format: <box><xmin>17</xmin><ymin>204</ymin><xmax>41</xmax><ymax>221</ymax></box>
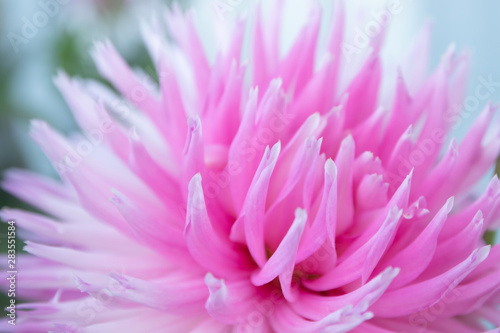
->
<box><xmin>2</xmin><ymin>1</ymin><xmax>500</xmax><ymax>332</ymax></box>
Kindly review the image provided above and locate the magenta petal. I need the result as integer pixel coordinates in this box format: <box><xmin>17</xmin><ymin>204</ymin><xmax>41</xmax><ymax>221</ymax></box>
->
<box><xmin>230</xmin><ymin>142</ymin><xmax>281</xmax><ymax>266</ymax></box>
<box><xmin>270</xmin><ymin>302</ymin><xmax>373</xmax><ymax>333</ymax></box>
<box><xmin>91</xmin><ymin>40</ymin><xmax>162</xmax><ymax>121</ymax></box>
<box><xmin>251</xmin><ymin>208</ymin><xmax>307</xmax><ymax>301</ymax></box>
<box><xmin>110</xmin><ymin>189</ymin><xmax>186</xmax><ymax>252</ymax></box>
<box><xmin>204</xmin><ymin>273</ymin><xmax>257</xmax><ymax>325</ymax></box>
<box><xmin>334</xmin><ymin>135</ymin><xmax>355</xmax><ymax>235</ymax></box>
<box><xmin>304</xmin><ymin>207</ymin><xmax>402</xmax><ymax>291</ymax></box>
<box><xmin>296</xmin><ymin>158</ymin><xmax>337</xmax><ymax>263</ymax></box>
<box><xmin>6</xmin><ymin>0</ymin><xmax>500</xmax><ymax>330</ymax></box>
<box><xmin>292</xmin><ymin>267</ymin><xmax>399</xmax><ymax>321</ymax></box>
<box><xmin>372</xmin><ymin>246</ymin><xmax>491</xmax><ymax>317</ymax></box>
<box><xmin>185</xmin><ymin>174</ymin><xmax>252</xmax><ymax>277</ymax></box>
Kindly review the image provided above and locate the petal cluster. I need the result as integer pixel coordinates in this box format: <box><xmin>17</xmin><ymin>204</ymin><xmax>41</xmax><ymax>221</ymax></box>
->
<box><xmin>2</xmin><ymin>1</ymin><xmax>500</xmax><ymax>332</ymax></box>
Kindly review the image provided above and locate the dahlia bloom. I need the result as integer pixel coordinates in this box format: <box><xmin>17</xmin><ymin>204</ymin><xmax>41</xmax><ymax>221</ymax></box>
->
<box><xmin>2</xmin><ymin>1</ymin><xmax>500</xmax><ymax>332</ymax></box>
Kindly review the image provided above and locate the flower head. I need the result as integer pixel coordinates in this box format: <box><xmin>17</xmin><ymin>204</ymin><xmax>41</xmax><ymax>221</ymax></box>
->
<box><xmin>2</xmin><ymin>1</ymin><xmax>500</xmax><ymax>332</ymax></box>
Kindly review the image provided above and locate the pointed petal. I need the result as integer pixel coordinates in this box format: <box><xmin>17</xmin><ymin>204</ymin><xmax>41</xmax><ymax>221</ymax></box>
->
<box><xmin>251</xmin><ymin>208</ymin><xmax>307</xmax><ymax>301</ymax></box>
<box><xmin>185</xmin><ymin>174</ymin><xmax>251</xmax><ymax>277</ymax></box>
<box><xmin>204</xmin><ymin>274</ymin><xmax>257</xmax><ymax>325</ymax></box>
<box><xmin>377</xmin><ymin>197</ymin><xmax>454</xmax><ymax>289</ymax></box>
<box><xmin>304</xmin><ymin>207</ymin><xmax>402</xmax><ymax>291</ymax></box>
<box><xmin>372</xmin><ymin>246</ymin><xmax>491</xmax><ymax>317</ymax></box>
<box><xmin>230</xmin><ymin>142</ymin><xmax>281</xmax><ymax>266</ymax></box>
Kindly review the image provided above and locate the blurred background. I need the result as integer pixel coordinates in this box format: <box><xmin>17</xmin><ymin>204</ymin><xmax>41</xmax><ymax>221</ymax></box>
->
<box><xmin>0</xmin><ymin>0</ymin><xmax>500</xmax><ymax>307</ymax></box>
